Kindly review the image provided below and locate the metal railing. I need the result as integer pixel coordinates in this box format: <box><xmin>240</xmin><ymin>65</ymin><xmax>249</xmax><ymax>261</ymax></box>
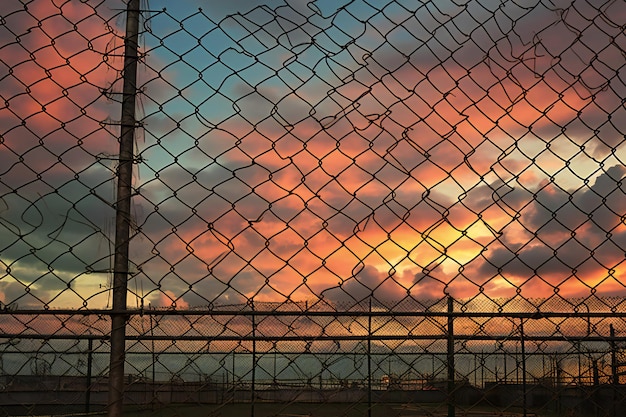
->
<box><xmin>1</xmin><ymin>0</ymin><xmax>625</xmax><ymax>416</ymax></box>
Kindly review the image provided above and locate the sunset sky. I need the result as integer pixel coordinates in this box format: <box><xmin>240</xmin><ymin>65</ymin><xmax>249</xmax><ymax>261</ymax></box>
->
<box><xmin>0</xmin><ymin>0</ymin><xmax>625</xmax><ymax>310</ymax></box>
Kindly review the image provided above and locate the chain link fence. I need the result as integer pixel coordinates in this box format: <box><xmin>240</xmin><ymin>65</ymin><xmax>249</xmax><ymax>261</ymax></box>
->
<box><xmin>1</xmin><ymin>0</ymin><xmax>626</xmax><ymax>416</ymax></box>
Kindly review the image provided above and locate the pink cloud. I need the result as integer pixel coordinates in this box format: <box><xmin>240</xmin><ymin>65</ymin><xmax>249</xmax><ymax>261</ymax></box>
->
<box><xmin>155</xmin><ymin>289</ymin><xmax>190</xmax><ymax>309</ymax></box>
<box><xmin>3</xmin><ymin>0</ymin><xmax>619</xmax><ymax>309</ymax></box>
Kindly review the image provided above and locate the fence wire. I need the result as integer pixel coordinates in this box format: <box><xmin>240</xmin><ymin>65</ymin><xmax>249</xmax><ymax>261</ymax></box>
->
<box><xmin>1</xmin><ymin>0</ymin><xmax>626</xmax><ymax>416</ymax></box>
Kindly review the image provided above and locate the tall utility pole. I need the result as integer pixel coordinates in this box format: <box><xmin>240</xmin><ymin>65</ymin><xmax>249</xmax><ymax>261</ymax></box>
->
<box><xmin>108</xmin><ymin>1</ymin><xmax>140</xmax><ymax>416</ymax></box>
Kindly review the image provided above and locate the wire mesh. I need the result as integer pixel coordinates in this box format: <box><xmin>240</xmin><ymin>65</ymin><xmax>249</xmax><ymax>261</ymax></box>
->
<box><xmin>1</xmin><ymin>0</ymin><xmax>626</xmax><ymax>416</ymax></box>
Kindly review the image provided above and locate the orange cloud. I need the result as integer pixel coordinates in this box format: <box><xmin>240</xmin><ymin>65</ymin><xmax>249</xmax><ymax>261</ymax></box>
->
<box><xmin>5</xmin><ymin>0</ymin><xmax>625</xmax><ymax>310</ymax></box>
<box><xmin>0</xmin><ymin>0</ymin><xmax>127</xmax><ymax>309</ymax></box>
<box><xmin>126</xmin><ymin>1</ymin><xmax>626</xmax><ymax>309</ymax></box>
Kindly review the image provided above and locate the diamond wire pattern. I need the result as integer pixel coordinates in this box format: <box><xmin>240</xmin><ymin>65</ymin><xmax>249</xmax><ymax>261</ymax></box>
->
<box><xmin>1</xmin><ymin>0</ymin><xmax>626</xmax><ymax>416</ymax></box>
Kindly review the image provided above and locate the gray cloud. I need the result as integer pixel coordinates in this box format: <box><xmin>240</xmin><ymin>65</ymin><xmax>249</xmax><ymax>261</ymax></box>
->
<box><xmin>463</xmin><ymin>165</ymin><xmax>626</xmax><ymax>296</ymax></box>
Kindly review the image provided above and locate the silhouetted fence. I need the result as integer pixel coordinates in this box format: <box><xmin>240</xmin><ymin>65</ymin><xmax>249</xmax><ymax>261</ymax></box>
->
<box><xmin>1</xmin><ymin>0</ymin><xmax>625</xmax><ymax>416</ymax></box>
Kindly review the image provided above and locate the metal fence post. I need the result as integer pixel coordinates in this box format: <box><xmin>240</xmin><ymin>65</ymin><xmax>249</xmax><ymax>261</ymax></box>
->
<box><xmin>108</xmin><ymin>1</ymin><xmax>140</xmax><ymax>416</ymax></box>
<box><xmin>251</xmin><ymin>299</ymin><xmax>256</xmax><ymax>417</ymax></box>
<box><xmin>368</xmin><ymin>298</ymin><xmax>372</xmax><ymax>417</ymax></box>
<box><xmin>85</xmin><ymin>338</ymin><xmax>93</xmax><ymax>415</ymax></box>
<box><xmin>447</xmin><ymin>296</ymin><xmax>455</xmax><ymax>417</ymax></box>
<box><xmin>520</xmin><ymin>318</ymin><xmax>527</xmax><ymax>417</ymax></box>
<box><xmin>610</xmin><ymin>324</ymin><xmax>617</xmax><ymax>417</ymax></box>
